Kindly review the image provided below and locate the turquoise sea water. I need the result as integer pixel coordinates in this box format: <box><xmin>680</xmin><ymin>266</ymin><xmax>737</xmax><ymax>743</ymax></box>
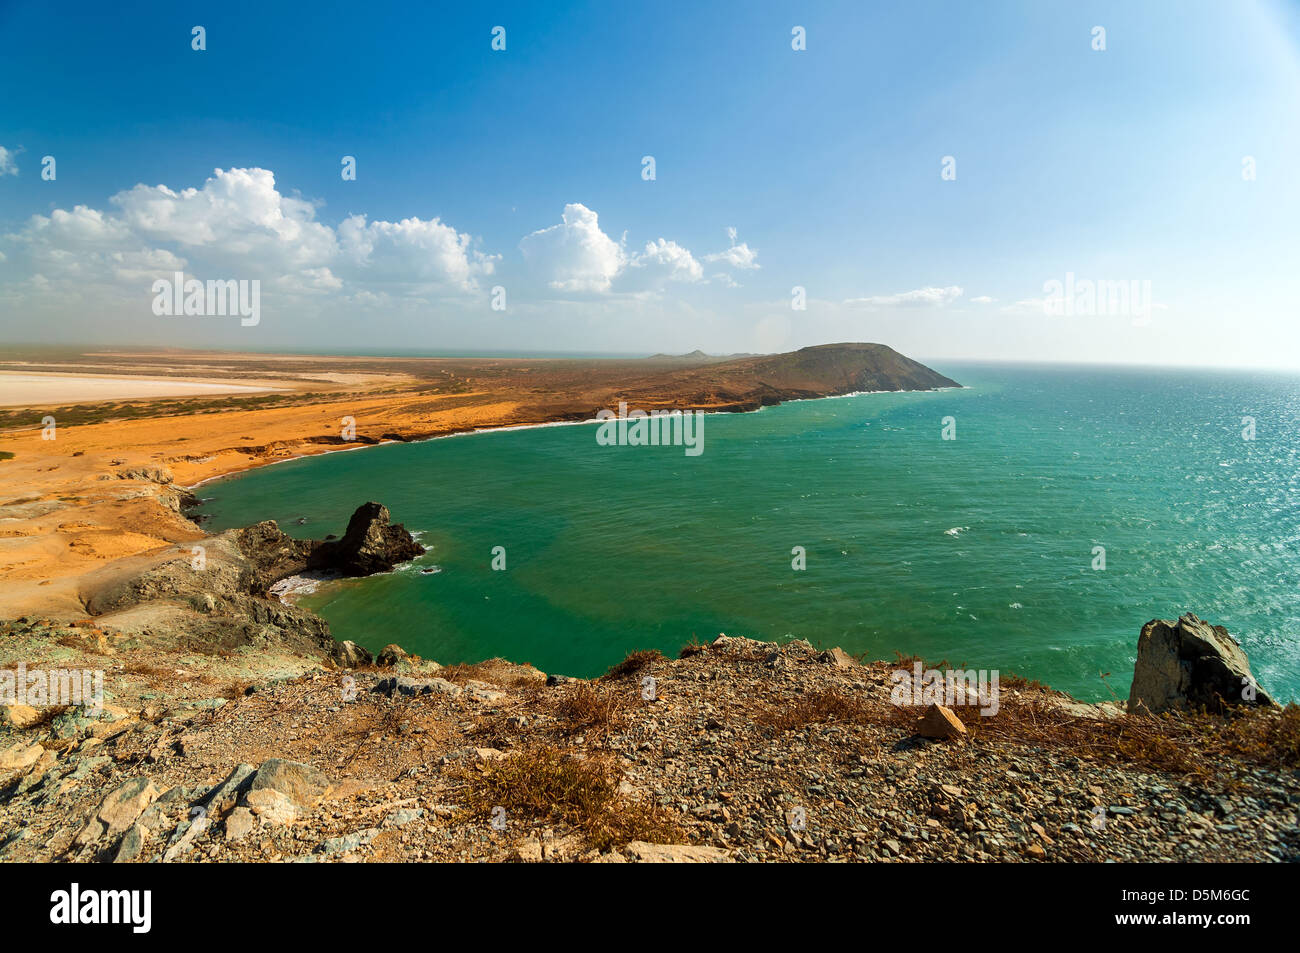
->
<box><xmin>197</xmin><ymin>363</ymin><xmax>1300</xmax><ymax>703</ymax></box>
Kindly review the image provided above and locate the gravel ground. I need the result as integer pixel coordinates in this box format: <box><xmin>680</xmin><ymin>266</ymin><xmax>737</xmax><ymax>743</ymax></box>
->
<box><xmin>2</xmin><ymin>626</ymin><xmax>1297</xmax><ymax>863</ymax></box>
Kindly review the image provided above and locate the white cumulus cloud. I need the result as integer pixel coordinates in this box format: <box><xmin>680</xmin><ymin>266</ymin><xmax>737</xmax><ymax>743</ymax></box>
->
<box><xmin>519</xmin><ymin>203</ymin><xmax>627</xmax><ymax>292</ymax></box>
<box><xmin>338</xmin><ymin>214</ymin><xmax>495</xmax><ymax>291</ymax></box>
<box><xmin>844</xmin><ymin>285</ymin><xmax>964</xmax><ymax>308</ymax></box>
<box><xmin>705</xmin><ymin>226</ymin><xmax>760</xmax><ymax>270</ymax></box>
<box><xmin>2</xmin><ymin>167</ymin><xmax>492</xmax><ymax>300</ymax></box>
<box><xmin>628</xmin><ymin>238</ymin><xmax>704</xmax><ymax>284</ymax></box>
<box><xmin>112</xmin><ymin>167</ymin><xmax>339</xmax><ymax>272</ymax></box>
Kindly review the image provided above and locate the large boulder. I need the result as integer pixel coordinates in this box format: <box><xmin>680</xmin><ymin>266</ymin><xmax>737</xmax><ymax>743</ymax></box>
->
<box><xmin>309</xmin><ymin>502</ymin><xmax>424</xmax><ymax>577</ymax></box>
<box><xmin>917</xmin><ymin>704</ymin><xmax>967</xmax><ymax>739</ymax></box>
<box><xmin>74</xmin><ymin>777</ymin><xmax>162</xmax><ymax>847</ymax></box>
<box><xmin>246</xmin><ymin>759</ymin><xmax>332</xmax><ymax>810</ymax></box>
<box><xmin>1129</xmin><ymin>613</ymin><xmax>1277</xmax><ymax>714</ymax></box>
<box><xmin>332</xmin><ymin>640</ymin><xmax>373</xmax><ymax>668</ymax></box>
<box><xmin>0</xmin><ymin>703</ymin><xmax>41</xmax><ymax>729</ymax></box>
<box><xmin>0</xmin><ymin>740</ymin><xmax>43</xmax><ymax>771</ymax></box>
<box><xmin>376</xmin><ymin>643</ymin><xmax>409</xmax><ymax>668</ymax></box>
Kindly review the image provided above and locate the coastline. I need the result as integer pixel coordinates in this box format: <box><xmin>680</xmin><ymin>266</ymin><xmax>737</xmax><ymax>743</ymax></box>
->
<box><xmin>184</xmin><ymin>383</ymin><xmax>969</xmax><ymax>492</ymax></box>
<box><xmin>0</xmin><ymin>344</ymin><xmax>960</xmax><ymax>620</ymax></box>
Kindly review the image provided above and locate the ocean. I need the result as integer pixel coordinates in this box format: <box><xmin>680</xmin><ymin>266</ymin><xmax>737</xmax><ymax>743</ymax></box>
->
<box><xmin>196</xmin><ymin>362</ymin><xmax>1300</xmax><ymax>703</ymax></box>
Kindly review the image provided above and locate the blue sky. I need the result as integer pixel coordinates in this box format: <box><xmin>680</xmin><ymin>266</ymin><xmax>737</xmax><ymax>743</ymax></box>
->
<box><xmin>1</xmin><ymin>0</ymin><xmax>1298</xmax><ymax>366</ymax></box>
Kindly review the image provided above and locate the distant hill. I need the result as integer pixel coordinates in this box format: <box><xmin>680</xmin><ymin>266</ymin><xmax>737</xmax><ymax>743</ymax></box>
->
<box><xmin>642</xmin><ymin>349</ymin><xmax>756</xmax><ymax>364</ymax></box>
<box><xmin>615</xmin><ymin>343</ymin><xmax>959</xmax><ymax>412</ymax></box>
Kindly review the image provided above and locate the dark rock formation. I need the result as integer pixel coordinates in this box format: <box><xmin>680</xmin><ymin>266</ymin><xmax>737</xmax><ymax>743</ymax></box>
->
<box><xmin>82</xmin><ymin>502</ymin><xmax>422</xmax><ymax>659</ymax></box>
<box><xmin>234</xmin><ymin>521</ymin><xmax>313</xmax><ymax>593</ymax></box>
<box><xmin>231</xmin><ymin>502</ymin><xmax>424</xmax><ymax>590</ymax></box>
<box><xmin>1129</xmin><ymin>613</ymin><xmax>1277</xmax><ymax>714</ymax></box>
<box><xmin>307</xmin><ymin>502</ymin><xmax>424</xmax><ymax>577</ymax></box>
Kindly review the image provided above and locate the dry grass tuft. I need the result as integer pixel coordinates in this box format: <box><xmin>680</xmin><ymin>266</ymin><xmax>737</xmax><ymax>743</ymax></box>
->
<box><xmin>551</xmin><ymin>682</ymin><xmax>628</xmax><ymax>739</ymax></box>
<box><xmin>881</xmin><ymin>696</ymin><xmax>1300</xmax><ymax>781</ymax></box>
<box><xmin>457</xmin><ymin>743</ymin><xmax>683</xmax><ymax>851</ymax></box>
<box><xmin>603</xmin><ymin>649</ymin><xmax>663</xmax><ymax>679</ymax></box>
<box><xmin>120</xmin><ymin>660</ymin><xmax>176</xmax><ymax>679</ymax></box>
<box><xmin>756</xmin><ymin>689</ymin><xmax>873</xmax><ymax>731</ymax></box>
<box><xmin>678</xmin><ymin>637</ymin><xmax>706</xmax><ymax>659</ymax></box>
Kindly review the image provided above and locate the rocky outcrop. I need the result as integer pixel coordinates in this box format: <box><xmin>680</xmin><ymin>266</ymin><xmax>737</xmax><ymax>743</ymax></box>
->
<box><xmin>74</xmin><ymin>777</ymin><xmax>161</xmax><ymax>848</ymax></box>
<box><xmin>82</xmin><ymin>502</ymin><xmax>422</xmax><ymax>658</ymax></box>
<box><xmin>307</xmin><ymin>502</ymin><xmax>424</xmax><ymax>577</ymax></box>
<box><xmin>2</xmin><ymin>626</ymin><xmax>1297</xmax><ymax>865</ymax></box>
<box><xmin>1129</xmin><ymin>613</ymin><xmax>1277</xmax><ymax>714</ymax></box>
<box><xmin>115</xmin><ymin>465</ymin><xmax>175</xmax><ymax>484</ymax></box>
<box><xmin>1</xmin><ymin>704</ymin><xmax>41</xmax><ymax>729</ymax></box>
<box><xmin>234</xmin><ymin>502</ymin><xmax>424</xmax><ymax>591</ymax></box>
<box><xmin>233</xmin><ymin>521</ymin><xmax>313</xmax><ymax>593</ymax></box>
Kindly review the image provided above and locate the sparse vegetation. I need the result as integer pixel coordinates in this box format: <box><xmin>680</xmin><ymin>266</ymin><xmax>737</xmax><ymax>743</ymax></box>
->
<box><xmin>756</xmin><ymin>689</ymin><xmax>872</xmax><ymax>731</ymax></box>
<box><xmin>603</xmin><ymin>649</ymin><xmax>662</xmax><ymax>679</ymax></box>
<box><xmin>551</xmin><ymin>682</ymin><xmax>627</xmax><ymax>738</ymax></box>
<box><xmin>456</xmin><ymin>744</ymin><xmax>683</xmax><ymax>851</ymax></box>
<box><xmin>677</xmin><ymin>637</ymin><xmax>705</xmax><ymax>658</ymax></box>
<box><xmin>878</xmin><ymin>695</ymin><xmax>1300</xmax><ymax>781</ymax></box>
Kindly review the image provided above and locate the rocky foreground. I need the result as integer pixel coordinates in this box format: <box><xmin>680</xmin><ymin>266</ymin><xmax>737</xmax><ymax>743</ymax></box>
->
<box><xmin>2</xmin><ymin>619</ymin><xmax>1298</xmax><ymax>863</ymax></box>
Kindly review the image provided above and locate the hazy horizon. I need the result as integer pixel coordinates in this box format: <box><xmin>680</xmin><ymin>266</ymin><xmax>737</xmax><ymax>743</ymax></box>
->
<box><xmin>6</xmin><ymin>339</ymin><xmax>1300</xmax><ymax>377</ymax></box>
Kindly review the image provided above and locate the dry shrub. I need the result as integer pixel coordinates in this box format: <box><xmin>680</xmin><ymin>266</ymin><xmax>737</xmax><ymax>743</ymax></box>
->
<box><xmin>1197</xmin><ymin>702</ymin><xmax>1300</xmax><ymax>769</ymax></box>
<box><xmin>757</xmin><ymin>689</ymin><xmax>872</xmax><ymax>731</ymax></box>
<box><xmin>457</xmin><ymin>744</ymin><xmax>683</xmax><ymax>851</ymax></box>
<box><xmin>552</xmin><ymin>682</ymin><xmax>627</xmax><ymax>739</ymax></box>
<box><xmin>882</xmin><ymin>695</ymin><xmax>1300</xmax><ymax>781</ymax></box>
<box><xmin>892</xmin><ymin>650</ymin><xmax>953</xmax><ymax>670</ymax></box>
<box><xmin>603</xmin><ymin>649</ymin><xmax>663</xmax><ymax>679</ymax></box>
<box><xmin>1000</xmin><ymin>672</ymin><xmax>1052</xmax><ymax>692</ymax></box>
